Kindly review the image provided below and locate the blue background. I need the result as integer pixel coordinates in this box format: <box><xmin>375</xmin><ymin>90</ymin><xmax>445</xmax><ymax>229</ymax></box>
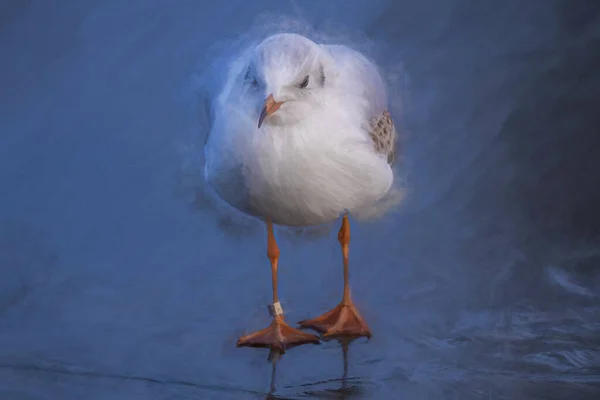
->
<box><xmin>1</xmin><ymin>1</ymin><xmax>599</xmax><ymax>398</ymax></box>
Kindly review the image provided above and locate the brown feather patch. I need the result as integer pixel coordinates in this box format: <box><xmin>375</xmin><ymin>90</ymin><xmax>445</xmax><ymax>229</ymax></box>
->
<box><xmin>369</xmin><ymin>110</ymin><xmax>397</xmax><ymax>164</ymax></box>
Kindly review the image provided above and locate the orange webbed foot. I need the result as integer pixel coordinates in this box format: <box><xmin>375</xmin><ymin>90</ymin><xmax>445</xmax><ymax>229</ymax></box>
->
<box><xmin>237</xmin><ymin>316</ymin><xmax>320</xmax><ymax>352</ymax></box>
<box><xmin>298</xmin><ymin>301</ymin><xmax>371</xmax><ymax>339</ymax></box>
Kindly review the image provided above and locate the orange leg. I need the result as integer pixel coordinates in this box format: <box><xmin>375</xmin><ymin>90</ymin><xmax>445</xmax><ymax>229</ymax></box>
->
<box><xmin>237</xmin><ymin>221</ymin><xmax>320</xmax><ymax>352</ymax></box>
<box><xmin>298</xmin><ymin>214</ymin><xmax>371</xmax><ymax>339</ymax></box>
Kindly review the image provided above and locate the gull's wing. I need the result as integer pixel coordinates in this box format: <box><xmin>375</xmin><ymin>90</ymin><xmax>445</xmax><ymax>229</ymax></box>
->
<box><xmin>322</xmin><ymin>44</ymin><xmax>397</xmax><ymax>164</ymax></box>
<box><xmin>369</xmin><ymin>110</ymin><xmax>397</xmax><ymax>165</ymax></box>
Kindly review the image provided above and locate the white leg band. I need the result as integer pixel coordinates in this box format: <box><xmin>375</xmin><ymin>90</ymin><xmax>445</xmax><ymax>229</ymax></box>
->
<box><xmin>268</xmin><ymin>301</ymin><xmax>284</xmax><ymax>317</ymax></box>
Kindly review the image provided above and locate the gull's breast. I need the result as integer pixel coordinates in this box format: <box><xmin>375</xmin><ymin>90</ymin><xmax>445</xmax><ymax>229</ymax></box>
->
<box><xmin>205</xmin><ymin>96</ymin><xmax>394</xmax><ymax>226</ymax></box>
<box><xmin>216</xmin><ymin>120</ymin><xmax>393</xmax><ymax>226</ymax></box>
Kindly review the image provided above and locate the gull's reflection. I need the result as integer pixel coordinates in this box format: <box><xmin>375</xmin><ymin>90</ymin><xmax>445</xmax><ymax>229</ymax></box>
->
<box><xmin>266</xmin><ymin>348</ymin><xmax>283</xmax><ymax>399</ymax></box>
<box><xmin>269</xmin><ymin>338</ymin><xmax>365</xmax><ymax>399</ymax></box>
<box><xmin>340</xmin><ymin>338</ymin><xmax>351</xmax><ymax>390</ymax></box>
<box><xmin>318</xmin><ymin>338</ymin><xmax>365</xmax><ymax>398</ymax></box>
<box><xmin>335</xmin><ymin>337</ymin><xmax>366</xmax><ymax>398</ymax></box>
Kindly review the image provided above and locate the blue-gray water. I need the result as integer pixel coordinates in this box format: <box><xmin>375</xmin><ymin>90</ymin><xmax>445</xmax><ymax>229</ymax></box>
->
<box><xmin>1</xmin><ymin>1</ymin><xmax>600</xmax><ymax>399</ymax></box>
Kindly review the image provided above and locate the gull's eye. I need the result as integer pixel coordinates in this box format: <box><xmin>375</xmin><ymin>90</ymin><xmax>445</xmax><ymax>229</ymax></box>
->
<box><xmin>245</xmin><ymin>67</ymin><xmax>259</xmax><ymax>87</ymax></box>
<box><xmin>298</xmin><ymin>75</ymin><xmax>309</xmax><ymax>89</ymax></box>
<box><xmin>247</xmin><ymin>76</ymin><xmax>259</xmax><ymax>89</ymax></box>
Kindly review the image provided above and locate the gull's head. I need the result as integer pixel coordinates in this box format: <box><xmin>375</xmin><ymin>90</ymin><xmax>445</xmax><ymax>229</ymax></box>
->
<box><xmin>243</xmin><ymin>33</ymin><xmax>329</xmax><ymax>128</ymax></box>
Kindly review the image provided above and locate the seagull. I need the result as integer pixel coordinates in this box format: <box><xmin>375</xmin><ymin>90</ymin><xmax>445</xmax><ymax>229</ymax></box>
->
<box><xmin>204</xmin><ymin>33</ymin><xmax>398</xmax><ymax>352</ymax></box>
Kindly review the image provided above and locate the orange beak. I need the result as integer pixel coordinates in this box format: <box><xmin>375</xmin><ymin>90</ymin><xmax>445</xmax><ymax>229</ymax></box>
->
<box><xmin>258</xmin><ymin>94</ymin><xmax>285</xmax><ymax>128</ymax></box>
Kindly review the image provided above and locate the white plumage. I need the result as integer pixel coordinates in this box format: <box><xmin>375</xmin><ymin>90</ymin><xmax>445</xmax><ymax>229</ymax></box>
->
<box><xmin>204</xmin><ymin>33</ymin><xmax>396</xmax><ymax>226</ymax></box>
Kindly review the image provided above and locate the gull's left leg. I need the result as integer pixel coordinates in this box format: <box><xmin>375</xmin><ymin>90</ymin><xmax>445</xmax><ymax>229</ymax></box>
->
<box><xmin>298</xmin><ymin>214</ymin><xmax>371</xmax><ymax>339</ymax></box>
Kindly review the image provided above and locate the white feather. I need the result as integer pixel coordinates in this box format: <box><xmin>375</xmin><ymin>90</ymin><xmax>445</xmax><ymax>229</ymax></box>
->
<box><xmin>205</xmin><ymin>33</ymin><xmax>396</xmax><ymax>226</ymax></box>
